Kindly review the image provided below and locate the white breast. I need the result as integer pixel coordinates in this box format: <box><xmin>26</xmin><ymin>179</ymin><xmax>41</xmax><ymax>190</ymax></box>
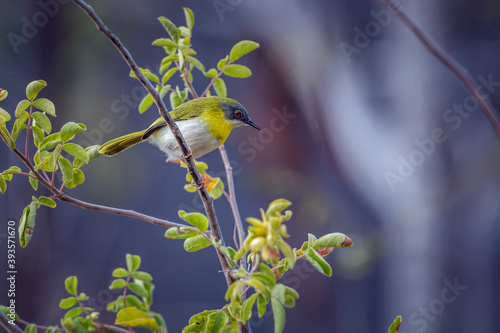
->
<box><xmin>147</xmin><ymin>118</ymin><xmax>221</xmax><ymax>161</ymax></box>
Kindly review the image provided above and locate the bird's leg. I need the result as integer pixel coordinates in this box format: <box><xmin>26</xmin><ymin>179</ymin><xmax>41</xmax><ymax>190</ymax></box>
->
<box><xmin>183</xmin><ymin>147</ymin><xmax>194</xmax><ymax>160</ymax></box>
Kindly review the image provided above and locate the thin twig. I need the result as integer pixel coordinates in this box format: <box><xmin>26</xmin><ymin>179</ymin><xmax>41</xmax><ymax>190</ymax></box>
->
<box><xmin>71</xmin><ymin>0</ymin><xmax>234</xmax><ymax>287</ymax></box>
<box><xmin>375</xmin><ymin>0</ymin><xmax>500</xmax><ymax>137</ymax></box>
<box><xmin>0</xmin><ymin>312</ymin><xmax>23</xmax><ymax>333</ymax></box>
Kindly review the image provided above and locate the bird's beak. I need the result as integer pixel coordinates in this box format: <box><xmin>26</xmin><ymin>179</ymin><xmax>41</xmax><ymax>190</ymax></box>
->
<box><xmin>245</xmin><ymin>119</ymin><xmax>261</xmax><ymax>131</ymax></box>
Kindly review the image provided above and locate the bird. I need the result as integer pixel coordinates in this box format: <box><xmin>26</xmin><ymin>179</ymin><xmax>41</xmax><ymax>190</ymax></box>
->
<box><xmin>98</xmin><ymin>96</ymin><xmax>261</xmax><ymax>162</ymax></box>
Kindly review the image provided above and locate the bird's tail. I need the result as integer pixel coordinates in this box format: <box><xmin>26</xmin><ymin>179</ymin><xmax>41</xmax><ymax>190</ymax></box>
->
<box><xmin>99</xmin><ymin>130</ymin><xmax>147</xmax><ymax>156</ymax></box>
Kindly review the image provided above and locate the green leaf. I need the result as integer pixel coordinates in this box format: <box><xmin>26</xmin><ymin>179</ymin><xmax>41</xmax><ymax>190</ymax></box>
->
<box><xmin>73</xmin><ymin>145</ymin><xmax>100</xmax><ymax>168</ymax></box>
<box><xmin>152</xmin><ymin>313</ymin><xmax>168</xmax><ymax>333</ymax></box>
<box><xmin>77</xmin><ymin>292</ymin><xmax>89</xmax><ymax>301</ymax></box>
<box><xmin>161</xmin><ymin>68</ymin><xmax>178</xmax><ymax>86</ymax></box>
<box><xmin>0</xmin><ymin>89</ymin><xmax>7</xmax><ymax>101</ymax></box>
<box><xmin>58</xmin><ymin>157</ymin><xmax>74</xmax><ymax>181</ymax></box>
<box><xmin>170</xmin><ymin>90</ymin><xmax>183</xmax><ymax>109</ymax></box>
<box><xmin>277</xmin><ymin>238</ymin><xmax>295</xmax><ymax>269</ymax></box>
<box><xmin>128</xmin><ymin>282</ymin><xmax>149</xmax><ymax>298</ymax></box>
<box><xmin>217</xmin><ymin>55</ymin><xmax>228</xmax><ymax>71</ymax></box>
<box><xmin>223</xmin><ymin>64</ymin><xmax>252</xmax><ymax>78</ymax></box>
<box><xmin>29</xmin><ymin>171</ymin><xmax>38</xmax><ymax>190</ymax></box>
<box><xmin>183</xmin><ymin>235</ymin><xmax>211</xmax><ymax>252</ymax></box>
<box><xmin>0</xmin><ymin>175</ymin><xmax>6</xmax><ymax>194</ymax></box>
<box><xmin>138</xmin><ymin>93</ymin><xmax>154</xmax><ymax>114</ymax></box>
<box><xmin>313</xmin><ymin>232</ymin><xmax>353</xmax><ymax>249</ymax></box>
<box><xmin>207</xmin><ymin>177</ymin><xmax>224</xmax><ymax>200</ymax></box>
<box><xmin>179</xmin><ymin>211</ymin><xmax>208</xmax><ymax>232</ymax></box>
<box><xmin>112</xmin><ymin>268</ymin><xmax>129</xmax><ymax>278</ymax></box>
<box><xmin>126</xmin><ymin>295</ymin><xmax>147</xmax><ymax>311</ymax></box>
<box><xmin>152</xmin><ymin>38</ymin><xmax>177</xmax><ymax>49</ymax></box>
<box><xmin>64</xmin><ymin>307</ymin><xmax>83</xmax><ymax>320</ymax></box>
<box><xmin>229</xmin><ymin>40</ymin><xmax>260</xmax><ymax>63</ymax></box>
<box><xmin>15</xmin><ymin>100</ymin><xmax>31</xmax><ymax>118</ymax></box>
<box><xmin>2</xmin><ymin>166</ymin><xmax>21</xmax><ymax>181</ymax></box>
<box><xmin>38</xmin><ymin>196</ymin><xmax>57</xmax><ymax>208</ymax></box>
<box><xmin>63</xmin><ymin>143</ymin><xmax>89</xmax><ymax>163</ymax></box>
<box><xmin>65</xmin><ymin>276</ymin><xmax>78</xmax><ymax>295</ymax></box>
<box><xmin>40</xmin><ymin>139</ymin><xmax>63</xmax><ymax>152</ymax></box>
<box><xmin>60</xmin><ymin>122</ymin><xmax>86</xmax><ymax>142</ymax></box>
<box><xmin>213</xmin><ymin>78</ymin><xmax>227</xmax><ymax>98</ymax></box>
<box><xmin>26</xmin><ymin>80</ymin><xmax>47</xmax><ymax>100</ymax></box>
<box><xmin>0</xmin><ymin>107</ymin><xmax>11</xmax><ymax>122</ymax></box>
<box><xmin>205</xmin><ymin>311</ymin><xmax>228</xmax><ymax>332</ymax></box>
<box><xmin>0</xmin><ymin>127</ymin><xmax>15</xmax><ymax>148</ymax></box>
<box><xmin>186</xmin><ymin>56</ymin><xmax>205</xmax><ymax>72</ymax></box>
<box><xmin>266</xmin><ymin>199</ymin><xmax>292</xmax><ymax>218</ymax></box>
<box><xmin>304</xmin><ymin>248</ymin><xmax>332</xmax><ymax>276</ymax></box>
<box><xmin>158</xmin><ymin>16</ymin><xmax>180</xmax><ymax>43</ymax></box>
<box><xmin>18</xmin><ymin>201</ymin><xmax>37</xmax><ymax>247</ymax></box>
<box><xmin>31</xmin><ymin>125</ymin><xmax>45</xmax><ymax>145</ymax></box>
<box><xmin>33</xmin><ymin>98</ymin><xmax>56</xmax><ymax>116</ymax></box>
<box><xmin>110</xmin><ymin>279</ymin><xmax>127</xmax><ymax>289</ymax></box>
<box><xmin>126</xmin><ymin>254</ymin><xmax>141</xmax><ymax>273</ymax></box>
<box><xmin>130</xmin><ymin>68</ymin><xmax>160</xmax><ymax>84</ymax></box>
<box><xmin>183</xmin><ymin>7</ymin><xmax>195</xmax><ymax>30</ymax></box>
<box><xmin>204</xmin><ymin>68</ymin><xmax>218</xmax><ymax>78</ymax></box>
<box><xmin>388</xmin><ymin>316</ymin><xmax>402</xmax><ymax>333</ymax></box>
<box><xmin>25</xmin><ymin>325</ymin><xmax>38</xmax><ymax>333</ymax></box>
<box><xmin>62</xmin><ymin>318</ymin><xmax>86</xmax><ymax>333</ymax></box>
<box><xmin>132</xmin><ymin>271</ymin><xmax>153</xmax><ymax>282</ymax></box>
<box><xmin>241</xmin><ymin>293</ymin><xmax>258</xmax><ymax>324</ymax></box>
<box><xmin>116</xmin><ymin>307</ymin><xmax>158</xmax><ymax>331</ymax></box>
<box><xmin>59</xmin><ymin>297</ymin><xmax>77</xmax><ymax>309</ymax></box>
<box><xmin>271</xmin><ymin>298</ymin><xmax>285</xmax><ymax>333</ymax></box>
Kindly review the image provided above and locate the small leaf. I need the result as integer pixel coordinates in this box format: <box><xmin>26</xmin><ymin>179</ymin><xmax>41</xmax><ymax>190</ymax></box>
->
<box><xmin>388</xmin><ymin>316</ymin><xmax>402</xmax><ymax>333</ymax></box>
<box><xmin>131</xmin><ymin>271</ymin><xmax>153</xmax><ymax>282</ymax></box>
<box><xmin>266</xmin><ymin>199</ymin><xmax>292</xmax><ymax>218</ymax></box>
<box><xmin>257</xmin><ymin>294</ymin><xmax>267</xmax><ymax>318</ymax></box>
<box><xmin>184</xmin><ymin>235</ymin><xmax>211</xmax><ymax>252</ymax></box>
<box><xmin>223</xmin><ymin>64</ymin><xmax>252</xmax><ymax>78</ymax></box>
<box><xmin>180</xmin><ymin>212</ymin><xmax>208</xmax><ymax>232</ymax></box>
<box><xmin>40</xmin><ymin>139</ymin><xmax>63</xmax><ymax>152</ymax></box>
<box><xmin>29</xmin><ymin>171</ymin><xmax>38</xmax><ymax>190</ymax></box>
<box><xmin>33</xmin><ymin>98</ymin><xmax>56</xmax><ymax>116</ymax></box>
<box><xmin>26</xmin><ymin>80</ymin><xmax>47</xmax><ymax>100</ymax></box>
<box><xmin>65</xmin><ymin>276</ymin><xmax>78</xmax><ymax>295</ymax></box>
<box><xmin>204</xmin><ymin>68</ymin><xmax>218</xmax><ymax>78</ymax></box>
<box><xmin>58</xmin><ymin>157</ymin><xmax>74</xmax><ymax>182</ymax></box>
<box><xmin>115</xmin><ymin>307</ymin><xmax>158</xmax><ymax>331</ymax></box>
<box><xmin>205</xmin><ymin>311</ymin><xmax>228</xmax><ymax>332</ymax></box>
<box><xmin>128</xmin><ymin>282</ymin><xmax>149</xmax><ymax>298</ymax></box>
<box><xmin>217</xmin><ymin>55</ymin><xmax>228</xmax><ymax>71</ymax></box>
<box><xmin>152</xmin><ymin>38</ymin><xmax>177</xmax><ymax>48</ymax></box>
<box><xmin>271</xmin><ymin>298</ymin><xmax>285</xmax><ymax>333</ymax></box>
<box><xmin>304</xmin><ymin>248</ymin><xmax>332</xmax><ymax>277</ymax></box>
<box><xmin>59</xmin><ymin>297</ymin><xmax>77</xmax><ymax>309</ymax></box>
<box><xmin>164</xmin><ymin>226</ymin><xmax>198</xmax><ymax>239</ymax></box>
<box><xmin>213</xmin><ymin>78</ymin><xmax>227</xmax><ymax>98</ymax></box>
<box><xmin>241</xmin><ymin>293</ymin><xmax>258</xmax><ymax>324</ymax></box>
<box><xmin>183</xmin><ymin>7</ymin><xmax>195</xmax><ymax>30</ymax></box>
<box><xmin>112</xmin><ymin>268</ymin><xmax>129</xmax><ymax>278</ymax></box>
<box><xmin>138</xmin><ymin>94</ymin><xmax>154</xmax><ymax>114</ymax></box>
<box><xmin>15</xmin><ymin>100</ymin><xmax>31</xmax><ymax>118</ymax></box>
<box><xmin>169</xmin><ymin>90</ymin><xmax>183</xmax><ymax>109</ymax></box>
<box><xmin>63</xmin><ymin>143</ymin><xmax>89</xmax><ymax>163</ymax></box>
<box><xmin>277</xmin><ymin>238</ymin><xmax>295</xmax><ymax>269</ymax></box>
<box><xmin>31</xmin><ymin>125</ymin><xmax>45</xmax><ymax>145</ymax></box>
<box><xmin>130</xmin><ymin>68</ymin><xmax>160</xmax><ymax>84</ymax></box>
<box><xmin>0</xmin><ymin>175</ymin><xmax>6</xmax><ymax>194</ymax></box>
<box><xmin>186</xmin><ymin>56</ymin><xmax>205</xmax><ymax>72</ymax></box>
<box><xmin>0</xmin><ymin>107</ymin><xmax>11</xmax><ymax>122</ymax></box>
<box><xmin>0</xmin><ymin>89</ymin><xmax>7</xmax><ymax>101</ymax></box>
<box><xmin>161</xmin><ymin>68</ymin><xmax>178</xmax><ymax>86</ymax></box>
<box><xmin>158</xmin><ymin>16</ymin><xmax>180</xmax><ymax>43</ymax></box>
<box><xmin>24</xmin><ymin>325</ymin><xmax>37</xmax><ymax>333</ymax></box>
<box><xmin>0</xmin><ymin>127</ymin><xmax>15</xmax><ymax>148</ymax></box>
<box><xmin>126</xmin><ymin>253</ymin><xmax>141</xmax><ymax>272</ymax></box>
<box><xmin>18</xmin><ymin>201</ymin><xmax>37</xmax><ymax>247</ymax></box>
<box><xmin>65</xmin><ymin>169</ymin><xmax>85</xmax><ymax>188</ymax></box>
<box><xmin>110</xmin><ymin>279</ymin><xmax>127</xmax><ymax>289</ymax></box>
<box><xmin>229</xmin><ymin>40</ymin><xmax>260</xmax><ymax>62</ymax></box>
<box><xmin>64</xmin><ymin>307</ymin><xmax>83</xmax><ymax>320</ymax></box>
<box><xmin>60</xmin><ymin>122</ymin><xmax>86</xmax><ymax>142</ymax></box>
<box><xmin>38</xmin><ymin>196</ymin><xmax>57</xmax><ymax>208</ymax></box>
<box><xmin>313</xmin><ymin>232</ymin><xmax>353</xmax><ymax>249</ymax></box>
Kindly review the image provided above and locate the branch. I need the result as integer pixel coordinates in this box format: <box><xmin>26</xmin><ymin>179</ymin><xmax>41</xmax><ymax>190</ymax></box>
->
<box><xmin>10</xmin><ymin>146</ymin><xmax>187</xmax><ymax>229</ymax></box>
<box><xmin>375</xmin><ymin>0</ymin><xmax>500</xmax><ymax>137</ymax></box>
<box><xmin>0</xmin><ymin>313</ymin><xmax>23</xmax><ymax>333</ymax></box>
<box><xmin>70</xmin><ymin>0</ymin><xmax>234</xmax><ymax>286</ymax></box>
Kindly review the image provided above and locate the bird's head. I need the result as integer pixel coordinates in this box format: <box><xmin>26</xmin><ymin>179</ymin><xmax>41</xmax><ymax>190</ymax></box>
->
<box><xmin>217</xmin><ymin>97</ymin><xmax>261</xmax><ymax>131</ymax></box>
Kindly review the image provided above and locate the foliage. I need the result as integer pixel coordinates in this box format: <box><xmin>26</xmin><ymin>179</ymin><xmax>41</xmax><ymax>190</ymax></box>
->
<box><xmin>0</xmin><ymin>6</ymin><xmax>401</xmax><ymax>333</ymax></box>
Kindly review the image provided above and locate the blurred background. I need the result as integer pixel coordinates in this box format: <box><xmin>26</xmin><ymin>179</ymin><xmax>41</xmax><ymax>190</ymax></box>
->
<box><xmin>1</xmin><ymin>0</ymin><xmax>500</xmax><ymax>332</ymax></box>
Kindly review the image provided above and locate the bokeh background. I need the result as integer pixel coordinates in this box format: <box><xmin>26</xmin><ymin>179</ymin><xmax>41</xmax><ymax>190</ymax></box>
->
<box><xmin>1</xmin><ymin>0</ymin><xmax>500</xmax><ymax>332</ymax></box>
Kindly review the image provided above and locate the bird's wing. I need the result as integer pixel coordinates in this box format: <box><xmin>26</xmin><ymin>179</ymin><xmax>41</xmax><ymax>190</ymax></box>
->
<box><xmin>141</xmin><ymin>105</ymin><xmax>199</xmax><ymax>140</ymax></box>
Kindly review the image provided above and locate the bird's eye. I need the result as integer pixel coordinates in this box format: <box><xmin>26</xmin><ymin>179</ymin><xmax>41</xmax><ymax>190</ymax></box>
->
<box><xmin>235</xmin><ymin>110</ymin><xmax>243</xmax><ymax>118</ymax></box>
